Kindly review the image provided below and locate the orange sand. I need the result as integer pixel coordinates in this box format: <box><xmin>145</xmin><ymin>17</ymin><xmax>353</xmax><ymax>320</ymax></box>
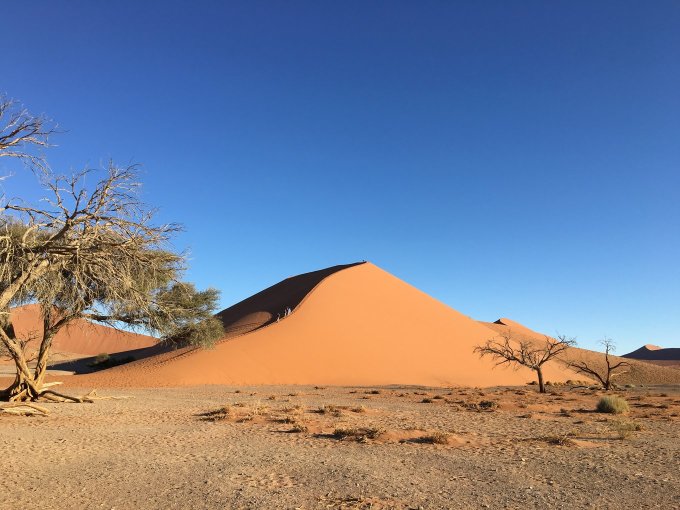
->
<box><xmin>9</xmin><ymin>304</ymin><xmax>156</xmax><ymax>357</ymax></box>
<box><xmin>76</xmin><ymin>262</ymin><xmax>576</xmax><ymax>388</ymax></box>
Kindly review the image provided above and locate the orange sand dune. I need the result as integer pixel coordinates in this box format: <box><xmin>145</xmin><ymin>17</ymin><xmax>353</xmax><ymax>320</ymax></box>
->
<box><xmin>217</xmin><ymin>262</ymin><xmax>363</xmax><ymax>338</ymax></box>
<box><xmin>8</xmin><ymin>304</ymin><xmax>156</xmax><ymax>357</ymax></box>
<box><xmin>75</xmin><ymin>262</ymin><xmax>576</xmax><ymax>388</ymax></box>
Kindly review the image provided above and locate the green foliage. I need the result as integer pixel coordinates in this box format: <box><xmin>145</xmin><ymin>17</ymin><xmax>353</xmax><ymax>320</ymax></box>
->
<box><xmin>88</xmin><ymin>353</ymin><xmax>136</xmax><ymax>369</ymax></box>
<box><xmin>93</xmin><ymin>353</ymin><xmax>110</xmax><ymax>365</ymax></box>
<box><xmin>596</xmin><ymin>395</ymin><xmax>629</xmax><ymax>414</ymax></box>
<box><xmin>154</xmin><ymin>283</ymin><xmax>224</xmax><ymax>347</ymax></box>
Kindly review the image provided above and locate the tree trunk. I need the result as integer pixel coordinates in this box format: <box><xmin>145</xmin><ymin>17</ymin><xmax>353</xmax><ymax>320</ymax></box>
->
<box><xmin>32</xmin><ymin>316</ymin><xmax>58</xmax><ymax>389</ymax></box>
<box><xmin>536</xmin><ymin>367</ymin><xmax>545</xmax><ymax>393</ymax></box>
<box><xmin>0</xmin><ymin>316</ymin><xmax>46</xmax><ymax>402</ymax></box>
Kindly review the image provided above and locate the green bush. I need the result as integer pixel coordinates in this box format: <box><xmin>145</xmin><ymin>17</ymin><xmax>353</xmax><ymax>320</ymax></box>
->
<box><xmin>93</xmin><ymin>353</ymin><xmax>110</xmax><ymax>365</ymax></box>
<box><xmin>596</xmin><ymin>396</ymin><xmax>629</xmax><ymax>414</ymax></box>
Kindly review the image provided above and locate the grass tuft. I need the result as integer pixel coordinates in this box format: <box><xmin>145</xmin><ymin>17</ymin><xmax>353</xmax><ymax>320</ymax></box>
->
<box><xmin>596</xmin><ymin>396</ymin><xmax>629</xmax><ymax>414</ymax></box>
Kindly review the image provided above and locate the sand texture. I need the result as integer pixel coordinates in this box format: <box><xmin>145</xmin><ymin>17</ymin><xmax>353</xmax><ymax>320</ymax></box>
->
<box><xmin>1</xmin><ymin>384</ymin><xmax>678</xmax><ymax>509</ymax></box>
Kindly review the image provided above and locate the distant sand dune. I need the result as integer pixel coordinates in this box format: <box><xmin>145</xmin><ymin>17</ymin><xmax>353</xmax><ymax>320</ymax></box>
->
<box><xmin>623</xmin><ymin>344</ymin><xmax>680</xmax><ymax>369</ymax></box>
<box><xmin>8</xmin><ymin>304</ymin><xmax>156</xmax><ymax>357</ymax></box>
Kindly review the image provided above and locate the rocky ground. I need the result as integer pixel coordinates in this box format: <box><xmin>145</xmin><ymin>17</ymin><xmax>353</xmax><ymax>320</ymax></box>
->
<box><xmin>0</xmin><ymin>384</ymin><xmax>678</xmax><ymax>509</ymax></box>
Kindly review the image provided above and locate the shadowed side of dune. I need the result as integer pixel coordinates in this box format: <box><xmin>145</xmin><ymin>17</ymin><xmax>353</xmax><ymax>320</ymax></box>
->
<box><xmin>216</xmin><ymin>262</ymin><xmax>365</xmax><ymax>338</ymax></box>
<box><xmin>623</xmin><ymin>345</ymin><xmax>680</xmax><ymax>361</ymax></box>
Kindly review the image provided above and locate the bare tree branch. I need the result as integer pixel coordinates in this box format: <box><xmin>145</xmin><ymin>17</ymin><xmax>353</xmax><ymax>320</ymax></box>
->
<box><xmin>474</xmin><ymin>331</ymin><xmax>576</xmax><ymax>393</ymax></box>
<box><xmin>0</xmin><ymin>95</ymin><xmax>56</xmax><ymax>173</ymax></box>
<box><xmin>567</xmin><ymin>337</ymin><xmax>629</xmax><ymax>390</ymax></box>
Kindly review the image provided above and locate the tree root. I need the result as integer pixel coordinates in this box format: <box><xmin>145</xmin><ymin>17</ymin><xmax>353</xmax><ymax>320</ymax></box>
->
<box><xmin>78</xmin><ymin>389</ymin><xmax>134</xmax><ymax>401</ymax></box>
<box><xmin>3</xmin><ymin>382</ymin><xmax>133</xmax><ymax>406</ymax></box>
<box><xmin>0</xmin><ymin>402</ymin><xmax>50</xmax><ymax>416</ymax></box>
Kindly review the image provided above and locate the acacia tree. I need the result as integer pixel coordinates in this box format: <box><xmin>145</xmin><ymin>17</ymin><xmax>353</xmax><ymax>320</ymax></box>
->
<box><xmin>567</xmin><ymin>338</ymin><xmax>629</xmax><ymax>390</ymax></box>
<box><xmin>474</xmin><ymin>332</ymin><xmax>575</xmax><ymax>393</ymax></box>
<box><xmin>0</xmin><ymin>97</ymin><xmax>224</xmax><ymax>405</ymax></box>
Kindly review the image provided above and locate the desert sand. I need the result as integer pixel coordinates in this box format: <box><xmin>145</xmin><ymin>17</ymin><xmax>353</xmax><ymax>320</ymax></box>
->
<box><xmin>1</xmin><ymin>384</ymin><xmax>678</xmax><ymax>509</ymax></box>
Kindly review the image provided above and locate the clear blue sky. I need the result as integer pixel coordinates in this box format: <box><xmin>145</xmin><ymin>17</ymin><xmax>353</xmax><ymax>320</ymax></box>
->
<box><xmin>2</xmin><ymin>1</ymin><xmax>679</xmax><ymax>352</ymax></box>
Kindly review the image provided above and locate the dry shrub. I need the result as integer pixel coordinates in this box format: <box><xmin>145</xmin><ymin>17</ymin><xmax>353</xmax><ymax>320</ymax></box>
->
<box><xmin>419</xmin><ymin>431</ymin><xmax>450</xmax><ymax>445</ymax></box>
<box><xmin>612</xmin><ymin>420</ymin><xmax>642</xmax><ymax>439</ymax></box>
<box><xmin>332</xmin><ymin>427</ymin><xmax>384</xmax><ymax>442</ymax></box>
<box><xmin>597</xmin><ymin>396</ymin><xmax>629</xmax><ymax>414</ymax></box>
<box><xmin>542</xmin><ymin>434</ymin><xmax>575</xmax><ymax>446</ymax></box>
<box><xmin>289</xmin><ymin>421</ymin><xmax>308</xmax><ymax>433</ymax></box>
<box><xmin>316</xmin><ymin>405</ymin><xmax>344</xmax><ymax>416</ymax></box>
<box><xmin>200</xmin><ymin>405</ymin><xmax>235</xmax><ymax>422</ymax></box>
<box><xmin>465</xmin><ymin>400</ymin><xmax>498</xmax><ymax>412</ymax></box>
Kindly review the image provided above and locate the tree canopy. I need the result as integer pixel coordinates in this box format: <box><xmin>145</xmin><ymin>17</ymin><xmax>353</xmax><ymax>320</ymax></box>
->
<box><xmin>0</xmin><ymin>95</ymin><xmax>224</xmax><ymax>405</ymax></box>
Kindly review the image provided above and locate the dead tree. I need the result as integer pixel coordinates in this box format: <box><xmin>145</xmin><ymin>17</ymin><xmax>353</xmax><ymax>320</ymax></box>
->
<box><xmin>0</xmin><ymin>164</ymin><xmax>224</xmax><ymax>403</ymax></box>
<box><xmin>474</xmin><ymin>332</ymin><xmax>575</xmax><ymax>393</ymax></box>
<box><xmin>0</xmin><ymin>95</ymin><xmax>55</xmax><ymax>173</ymax></box>
<box><xmin>567</xmin><ymin>338</ymin><xmax>629</xmax><ymax>390</ymax></box>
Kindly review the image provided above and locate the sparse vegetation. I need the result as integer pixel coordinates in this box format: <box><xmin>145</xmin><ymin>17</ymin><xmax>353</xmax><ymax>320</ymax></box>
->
<box><xmin>88</xmin><ymin>353</ymin><xmax>136</xmax><ymax>369</ymax></box>
<box><xmin>542</xmin><ymin>434</ymin><xmax>575</xmax><ymax>446</ymax></box>
<box><xmin>612</xmin><ymin>420</ymin><xmax>642</xmax><ymax>439</ymax></box>
<box><xmin>289</xmin><ymin>421</ymin><xmax>308</xmax><ymax>433</ymax></box>
<box><xmin>567</xmin><ymin>338</ymin><xmax>630</xmax><ymax>391</ymax></box>
<box><xmin>315</xmin><ymin>404</ymin><xmax>344</xmax><ymax>416</ymax></box>
<box><xmin>418</xmin><ymin>431</ymin><xmax>450</xmax><ymax>444</ymax></box>
<box><xmin>464</xmin><ymin>400</ymin><xmax>498</xmax><ymax>412</ymax></box>
<box><xmin>332</xmin><ymin>426</ymin><xmax>384</xmax><ymax>441</ymax></box>
<box><xmin>200</xmin><ymin>405</ymin><xmax>235</xmax><ymax>422</ymax></box>
<box><xmin>474</xmin><ymin>332</ymin><xmax>575</xmax><ymax>393</ymax></box>
<box><xmin>478</xmin><ymin>400</ymin><xmax>498</xmax><ymax>410</ymax></box>
<box><xmin>597</xmin><ymin>396</ymin><xmax>629</xmax><ymax>414</ymax></box>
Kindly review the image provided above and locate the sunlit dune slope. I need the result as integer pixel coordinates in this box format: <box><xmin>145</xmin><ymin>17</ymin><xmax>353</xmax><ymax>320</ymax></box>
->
<box><xmin>75</xmin><ymin>262</ymin><xmax>575</xmax><ymax>388</ymax></box>
<box><xmin>481</xmin><ymin>318</ymin><xmax>680</xmax><ymax>383</ymax></box>
<box><xmin>8</xmin><ymin>304</ymin><xmax>156</xmax><ymax>358</ymax></box>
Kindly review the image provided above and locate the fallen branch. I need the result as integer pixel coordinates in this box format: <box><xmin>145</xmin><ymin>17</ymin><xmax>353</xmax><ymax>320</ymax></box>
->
<box><xmin>0</xmin><ymin>402</ymin><xmax>50</xmax><ymax>416</ymax></box>
<box><xmin>80</xmin><ymin>389</ymin><xmax>134</xmax><ymax>401</ymax></box>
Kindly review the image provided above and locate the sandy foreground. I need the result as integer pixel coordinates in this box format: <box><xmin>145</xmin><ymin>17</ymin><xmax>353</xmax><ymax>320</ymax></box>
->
<box><xmin>1</xmin><ymin>384</ymin><xmax>678</xmax><ymax>509</ymax></box>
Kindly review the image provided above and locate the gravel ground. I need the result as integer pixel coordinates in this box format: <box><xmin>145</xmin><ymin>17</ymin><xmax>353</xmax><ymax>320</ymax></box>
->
<box><xmin>1</xmin><ymin>384</ymin><xmax>678</xmax><ymax>509</ymax></box>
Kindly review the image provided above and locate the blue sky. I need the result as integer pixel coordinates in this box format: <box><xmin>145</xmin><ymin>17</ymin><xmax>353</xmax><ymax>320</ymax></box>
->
<box><xmin>2</xmin><ymin>1</ymin><xmax>679</xmax><ymax>352</ymax></box>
